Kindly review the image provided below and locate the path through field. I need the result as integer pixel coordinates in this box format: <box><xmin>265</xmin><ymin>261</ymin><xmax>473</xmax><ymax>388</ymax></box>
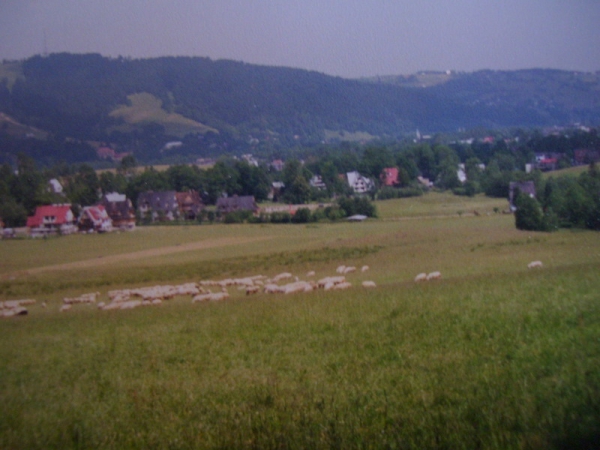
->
<box><xmin>20</xmin><ymin>236</ymin><xmax>270</xmax><ymax>275</ymax></box>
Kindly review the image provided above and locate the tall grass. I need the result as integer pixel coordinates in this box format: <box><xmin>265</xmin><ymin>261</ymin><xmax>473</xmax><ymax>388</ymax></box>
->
<box><xmin>1</xmin><ymin>196</ymin><xmax>599</xmax><ymax>448</ymax></box>
<box><xmin>0</xmin><ymin>265</ymin><xmax>599</xmax><ymax>448</ymax></box>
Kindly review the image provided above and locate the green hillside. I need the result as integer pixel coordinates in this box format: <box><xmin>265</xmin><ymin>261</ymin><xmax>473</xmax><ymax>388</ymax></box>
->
<box><xmin>1</xmin><ymin>54</ymin><xmax>600</xmax><ymax>165</ymax></box>
<box><xmin>109</xmin><ymin>92</ymin><xmax>218</xmax><ymax>137</ymax></box>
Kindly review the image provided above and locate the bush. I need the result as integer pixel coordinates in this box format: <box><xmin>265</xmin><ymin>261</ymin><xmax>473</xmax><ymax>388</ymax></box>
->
<box><xmin>270</xmin><ymin>212</ymin><xmax>292</xmax><ymax>224</ymax></box>
<box><xmin>291</xmin><ymin>207</ymin><xmax>312</xmax><ymax>223</ymax></box>
<box><xmin>223</xmin><ymin>210</ymin><xmax>253</xmax><ymax>224</ymax></box>
<box><xmin>337</xmin><ymin>196</ymin><xmax>377</xmax><ymax>218</ymax></box>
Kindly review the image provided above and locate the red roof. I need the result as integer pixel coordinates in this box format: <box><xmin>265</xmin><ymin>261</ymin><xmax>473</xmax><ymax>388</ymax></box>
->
<box><xmin>26</xmin><ymin>205</ymin><xmax>74</xmax><ymax>228</ymax></box>
<box><xmin>82</xmin><ymin>205</ymin><xmax>108</xmax><ymax>223</ymax></box>
<box><xmin>380</xmin><ymin>167</ymin><xmax>399</xmax><ymax>186</ymax></box>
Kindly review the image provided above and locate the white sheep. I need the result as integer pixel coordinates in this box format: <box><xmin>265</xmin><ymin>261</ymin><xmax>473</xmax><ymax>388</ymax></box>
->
<box><xmin>362</xmin><ymin>281</ymin><xmax>376</xmax><ymax>288</ymax></box>
<box><xmin>361</xmin><ymin>265</ymin><xmax>369</xmax><ymax>273</ymax></box>
<box><xmin>426</xmin><ymin>271</ymin><xmax>442</xmax><ymax>281</ymax></box>
<box><xmin>272</xmin><ymin>272</ymin><xmax>293</xmax><ymax>282</ymax></box>
<box><xmin>336</xmin><ymin>265</ymin><xmax>346</xmax><ymax>274</ymax></box>
<box><xmin>317</xmin><ymin>276</ymin><xmax>346</xmax><ymax>289</ymax></box>
<box><xmin>306</xmin><ymin>270</ymin><xmax>316</xmax><ymax>277</ymax></box>
<box><xmin>414</xmin><ymin>273</ymin><xmax>427</xmax><ymax>282</ymax></box>
<box><xmin>528</xmin><ymin>260</ymin><xmax>543</xmax><ymax>269</ymax></box>
<box><xmin>343</xmin><ymin>266</ymin><xmax>356</xmax><ymax>274</ymax></box>
<box><xmin>59</xmin><ymin>304</ymin><xmax>72</xmax><ymax>312</ymax></box>
<box><xmin>246</xmin><ymin>285</ymin><xmax>260</xmax><ymax>295</ymax></box>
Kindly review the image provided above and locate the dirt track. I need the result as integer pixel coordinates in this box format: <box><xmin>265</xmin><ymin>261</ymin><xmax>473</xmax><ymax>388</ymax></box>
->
<box><xmin>19</xmin><ymin>236</ymin><xmax>270</xmax><ymax>275</ymax></box>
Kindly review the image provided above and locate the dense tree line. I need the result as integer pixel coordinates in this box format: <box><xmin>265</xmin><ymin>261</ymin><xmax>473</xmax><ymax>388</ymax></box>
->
<box><xmin>2</xmin><ymin>132</ymin><xmax>599</xmax><ymax>232</ymax></box>
<box><xmin>515</xmin><ymin>164</ymin><xmax>600</xmax><ymax>231</ymax></box>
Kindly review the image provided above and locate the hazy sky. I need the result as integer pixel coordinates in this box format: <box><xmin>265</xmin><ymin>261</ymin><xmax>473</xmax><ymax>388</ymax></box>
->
<box><xmin>1</xmin><ymin>0</ymin><xmax>599</xmax><ymax>78</ymax></box>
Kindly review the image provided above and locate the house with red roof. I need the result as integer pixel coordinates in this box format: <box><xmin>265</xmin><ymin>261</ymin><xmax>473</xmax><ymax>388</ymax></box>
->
<box><xmin>380</xmin><ymin>168</ymin><xmax>399</xmax><ymax>187</ymax></box>
<box><xmin>26</xmin><ymin>204</ymin><xmax>76</xmax><ymax>237</ymax></box>
<box><xmin>78</xmin><ymin>205</ymin><xmax>113</xmax><ymax>233</ymax></box>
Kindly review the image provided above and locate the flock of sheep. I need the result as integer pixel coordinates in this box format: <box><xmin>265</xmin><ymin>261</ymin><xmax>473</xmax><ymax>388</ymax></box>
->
<box><xmin>0</xmin><ymin>260</ymin><xmax>543</xmax><ymax>318</ymax></box>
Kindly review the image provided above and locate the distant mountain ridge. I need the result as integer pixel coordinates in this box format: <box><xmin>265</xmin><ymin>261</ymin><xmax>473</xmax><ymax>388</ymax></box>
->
<box><xmin>0</xmin><ymin>53</ymin><xmax>599</xmax><ymax>162</ymax></box>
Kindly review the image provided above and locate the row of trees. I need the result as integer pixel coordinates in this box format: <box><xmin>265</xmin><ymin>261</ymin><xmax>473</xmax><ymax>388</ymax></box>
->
<box><xmin>515</xmin><ymin>165</ymin><xmax>600</xmax><ymax>231</ymax></box>
<box><xmin>2</xmin><ymin>136</ymin><xmax>598</xmax><ymax>231</ymax></box>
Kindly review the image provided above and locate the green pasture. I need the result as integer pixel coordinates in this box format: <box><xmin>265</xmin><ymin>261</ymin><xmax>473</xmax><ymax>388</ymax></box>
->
<box><xmin>108</xmin><ymin>92</ymin><xmax>218</xmax><ymax>138</ymax></box>
<box><xmin>1</xmin><ymin>193</ymin><xmax>599</xmax><ymax>448</ymax></box>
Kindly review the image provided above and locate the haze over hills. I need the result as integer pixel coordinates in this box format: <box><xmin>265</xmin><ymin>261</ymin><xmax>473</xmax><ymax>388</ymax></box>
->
<box><xmin>0</xmin><ymin>53</ymin><xmax>599</xmax><ymax>164</ymax></box>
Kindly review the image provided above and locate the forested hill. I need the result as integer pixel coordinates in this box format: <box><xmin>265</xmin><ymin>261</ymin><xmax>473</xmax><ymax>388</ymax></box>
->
<box><xmin>0</xmin><ymin>53</ymin><xmax>600</xmax><ymax>164</ymax></box>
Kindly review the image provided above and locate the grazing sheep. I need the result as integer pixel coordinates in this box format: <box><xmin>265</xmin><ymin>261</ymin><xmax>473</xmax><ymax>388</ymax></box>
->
<box><xmin>63</xmin><ymin>292</ymin><xmax>99</xmax><ymax>305</ymax></box>
<box><xmin>192</xmin><ymin>291</ymin><xmax>229</xmax><ymax>302</ymax></box>
<box><xmin>362</xmin><ymin>281</ymin><xmax>376</xmax><ymax>288</ymax></box>
<box><xmin>333</xmin><ymin>281</ymin><xmax>352</xmax><ymax>290</ymax></box>
<box><xmin>426</xmin><ymin>271</ymin><xmax>442</xmax><ymax>281</ymax></box>
<box><xmin>336</xmin><ymin>265</ymin><xmax>346</xmax><ymax>274</ymax></box>
<box><xmin>361</xmin><ymin>265</ymin><xmax>369</xmax><ymax>273</ymax></box>
<box><xmin>317</xmin><ymin>276</ymin><xmax>346</xmax><ymax>289</ymax></box>
<box><xmin>59</xmin><ymin>304</ymin><xmax>72</xmax><ymax>312</ymax></box>
<box><xmin>414</xmin><ymin>273</ymin><xmax>427</xmax><ymax>282</ymax></box>
<box><xmin>306</xmin><ymin>271</ymin><xmax>316</xmax><ymax>277</ymax></box>
<box><xmin>343</xmin><ymin>266</ymin><xmax>356</xmax><ymax>274</ymax></box>
<box><xmin>2</xmin><ymin>299</ymin><xmax>36</xmax><ymax>309</ymax></box>
<box><xmin>119</xmin><ymin>300</ymin><xmax>142</xmax><ymax>310</ymax></box>
<box><xmin>283</xmin><ymin>281</ymin><xmax>314</xmax><ymax>294</ymax></box>
<box><xmin>528</xmin><ymin>260</ymin><xmax>543</xmax><ymax>269</ymax></box>
<box><xmin>2</xmin><ymin>307</ymin><xmax>27</xmax><ymax>317</ymax></box>
<box><xmin>263</xmin><ymin>284</ymin><xmax>284</xmax><ymax>294</ymax></box>
<box><xmin>246</xmin><ymin>285</ymin><xmax>260</xmax><ymax>295</ymax></box>
<box><xmin>272</xmin><ymin>272</ymin><xmax>293</xmax><ymax>282</ymax></box>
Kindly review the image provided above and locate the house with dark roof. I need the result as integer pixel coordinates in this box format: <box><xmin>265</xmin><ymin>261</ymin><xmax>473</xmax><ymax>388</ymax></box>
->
<box><xmin>100</xmin><ymin>193</ymin><xmax>136</xmax><ymax>230</ymax></box>
<box><xmin>78</xmin><ymin>205</ymin><xmax>113</xmax><ymax>233</ymax></box>
<box><xmin>137</xmin><ymin>191</ymin><xmax>180</xmax><ymax>222</ymax></box>
<box><xmin>509</xmin><ymin>181</ymin><xmax>536</xmax><ymax>211</ymax></box>
<box><xmin>216</xmin><ymin>195</ymin><xmax>259</xmax><ymax>216</ymax></box>
<box><xmin>175</xmin><ymin>190</ymin><xmax>204</xmax><ymax>220</ymax></box>
<box><xmin>574</xmin><ymin>149</ymin><xmax>600</xmax><ymax>165</ymax></box>
<box><xmin>26</xmin><ymin>204</ymin><xmax>77</xmax><ymax>237</ymax></box>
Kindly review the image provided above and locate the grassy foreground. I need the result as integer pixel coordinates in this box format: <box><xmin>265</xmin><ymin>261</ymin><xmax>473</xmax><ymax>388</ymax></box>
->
<box><xmin>1</xmin><ymin>194</ymin><xmax>599</xmax><ymax>449</ymax></box>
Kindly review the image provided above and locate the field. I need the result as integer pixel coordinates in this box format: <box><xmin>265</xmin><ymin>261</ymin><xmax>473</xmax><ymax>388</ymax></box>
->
<box><xmin>1</xmin><ymin>193</ymin><xmax>599</xmax><ymax>449</ymax></box>
<box><xmin>108</xmin><ymin>92</ymin><xmax>218</xmax><ymax>138</ymax></box>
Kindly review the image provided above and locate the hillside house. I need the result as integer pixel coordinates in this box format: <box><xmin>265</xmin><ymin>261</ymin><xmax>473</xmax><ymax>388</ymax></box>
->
<box><xmin>26</xmin><ymin>204</ymin><xmax>76</xmax><ymax>237</ymax></box>
<box><xmin>309</xmin><ymin>175</ymin><xmax>327</xmax><ymax>190</ymax></box>
<box><xmin>271</xmin><ymin>159</ymin><xmax>285</xmax><ymax>172</ymax></box>
<box><xmin>137</xmin><ymin>191</ymin><xmax>180</xmax><ymax>222</ymax></box>
<box><xmin>509</xmin><ymin>181</ymin><xmax>536</xmax><ymax>211</ymax></box>
<box><xmin>100</xmin><ymin>193</ymin><xmax>136</xmax><ymax>230</ymax></box>
<box><xmin>574</xmin><ymin>149</ymin><xmax>600</xmax><ymax>165</ymax></box>
<box><xmin>346</xmin><ymin>171</ymin><xmax>374</xmax><ymax>194</ymax></box>
<box><xmin>269</xmin><ymin>182</ymin><xmax>285</xmax><ymax>201</ymax></box>
<box><xmin>175</xmin><ymin>190</ymin><xmax>204</xmax><ymax>220</ymax></box>
<box><xmin>78</xmin><ymin>205</ymin><xmax>113</xmax><ymax>233</ymax></box>
<box><xmin>380</xmin><ymin>168</ymin><xmax>399</xmax><ymax>187</ymax></box>
<box><xmin>216</xmin><ymin>195</ymin><xmax>259</xmax><ymax>216</ymax></box>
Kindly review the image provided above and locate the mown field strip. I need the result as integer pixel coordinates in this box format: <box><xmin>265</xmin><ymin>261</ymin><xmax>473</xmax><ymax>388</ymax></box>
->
<box><xmin>16</xmin><ymin>236</ymin><xmax>271</xmax><ymax>275</ymax></box>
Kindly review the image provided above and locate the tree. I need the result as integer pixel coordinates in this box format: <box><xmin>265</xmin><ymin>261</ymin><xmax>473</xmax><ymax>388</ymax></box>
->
<box><xmin>64</xmin><ymin>164</ymin><xmax>100</xmax><ymax>206</ymax></box>
<box><xmin>99</xmin><ymin>171</ymin><xmax>128</xmax><ymax>195</ymax></box>
<box><xmin>514</xmin><ymin>191</ymin><xmax>546</xmax><ymax>231</ymax></box>
<box><xmin>118</xmin><ymin>154</ymin><xmax>137</xmax><ymax>176</ymax></box>
<box><xmin>283</xmin><ymin>176</ymin><xmax>311</xmax><ymax>204</ymax></box>
<box><xmin>360</xmin><ymin>146</ymin><xmax>394</xmax><ymax>180</ymax></box>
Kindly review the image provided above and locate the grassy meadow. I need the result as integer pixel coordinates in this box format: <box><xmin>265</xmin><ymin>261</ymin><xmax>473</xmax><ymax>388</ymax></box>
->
<box><xmin>1</xmin><ymin>193</ymin><xmax>599</xmax><ymax>449</ymax></box>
